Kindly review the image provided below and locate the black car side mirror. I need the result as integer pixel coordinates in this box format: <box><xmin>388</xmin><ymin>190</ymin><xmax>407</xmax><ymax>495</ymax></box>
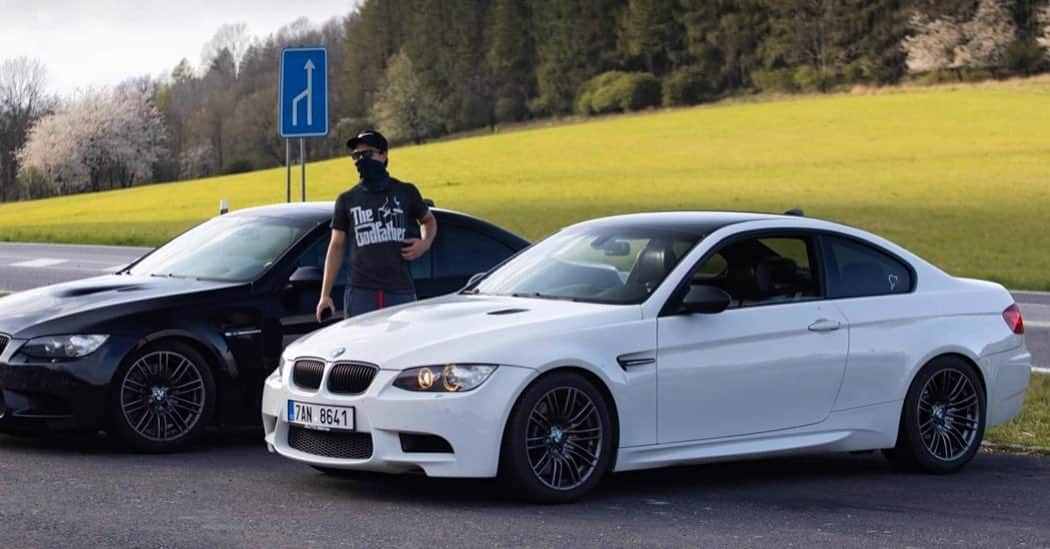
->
<box><xmin>288</xmin><ymin>266</ymin><xmax>323</xmax><ymax>288</ymax></box>
<box><xmin>681</xmin><ymin>285</ymin><xmax>731</xmax><ymax>314</ymax></box>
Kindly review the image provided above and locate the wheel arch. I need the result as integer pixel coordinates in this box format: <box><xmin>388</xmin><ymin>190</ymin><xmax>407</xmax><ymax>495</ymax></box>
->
<box><xmin>120</xmin><ymin>331</ymin><xmax>238</xmax><ymax>427</ymax></box>
<box><xmin>898</xmin><ymin>351</ymin><xmax>990</xmax><ymax>430</ymax></box>
<box><xmin>499</xmin><ymin>365</ymin><xmax>622</xmax><ymax>473</ymax></box>
<box><xmin>133</xmin><ymin>329</ymin><xmax>238</xmax><ymax>379</ymax></box>
<box><xmin>910</xmin><ymin>351</ymin><xmax>988</xmax><ymax>403</ymax></box>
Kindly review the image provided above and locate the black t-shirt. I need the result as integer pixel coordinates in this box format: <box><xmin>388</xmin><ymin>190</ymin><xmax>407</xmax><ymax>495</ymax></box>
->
<box><xmin>331</xmin><ymin>177</ymin><xmax>430</xmax><ymax>292</ymax></box>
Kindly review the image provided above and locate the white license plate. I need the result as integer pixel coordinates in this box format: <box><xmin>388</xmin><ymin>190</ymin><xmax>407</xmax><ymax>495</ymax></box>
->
<box><xmin>287</xmin><ymin>400</ymin><xmax>356</xmax><ymax>432</ymax></box>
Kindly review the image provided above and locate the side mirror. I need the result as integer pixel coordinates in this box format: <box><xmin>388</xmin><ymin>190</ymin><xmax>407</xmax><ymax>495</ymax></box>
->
<box><xmin>681</xmin><ymin>285</ymin><xmax>731</xmax><ymax>314</ymax></box>
<box><xmin>466</xmin><ymin>271</ymin><xmax>488</xmax><ymax>288</ymax></box>
<box><xmin>288</xmin><ymin>266</ymin><xmax>324</xmax><ymax>288</ymax></box>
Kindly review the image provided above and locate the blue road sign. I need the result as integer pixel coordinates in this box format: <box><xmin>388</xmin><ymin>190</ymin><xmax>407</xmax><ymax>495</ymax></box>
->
<box><xmin>279</xmin><ymin>48</ymin><xmax>328</xmax><ymax>138</ymax></box>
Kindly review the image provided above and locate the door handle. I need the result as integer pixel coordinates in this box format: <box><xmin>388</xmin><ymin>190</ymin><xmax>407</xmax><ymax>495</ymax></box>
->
<box><xmin>808</xmin><ymin>318</ymin><xmax>842</xmax><ymax>332</ymax></box>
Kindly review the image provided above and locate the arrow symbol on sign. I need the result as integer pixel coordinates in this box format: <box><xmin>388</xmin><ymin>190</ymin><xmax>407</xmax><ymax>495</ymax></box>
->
<box><xmin>291</xmin><ymin>59</ymin><xmax>315</xmax><ymax>126</ymax></box>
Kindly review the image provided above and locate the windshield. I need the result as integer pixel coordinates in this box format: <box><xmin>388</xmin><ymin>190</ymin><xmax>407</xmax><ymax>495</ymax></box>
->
<box><xmin>472</xmin><ymin>226</ymin><xmax>700</xmax><ymax>304</ymax></box>
<box><xmin>128</xmin><ymin>215</ymin><xmax>310</xmax><ymax>282</ymax></box>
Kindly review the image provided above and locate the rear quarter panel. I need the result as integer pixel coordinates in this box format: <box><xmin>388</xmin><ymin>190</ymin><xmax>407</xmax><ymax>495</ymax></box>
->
<box><xmin>831</xmin><ymin>281</ymin><xmax>1026</xmax><ymax>422</ymax></box>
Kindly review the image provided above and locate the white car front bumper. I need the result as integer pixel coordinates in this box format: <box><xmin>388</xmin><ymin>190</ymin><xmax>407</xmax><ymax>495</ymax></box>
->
<box><xmin>262</xmin><ymin>364</ymin><xmax>533</xmax><ymax>478</ymax></box>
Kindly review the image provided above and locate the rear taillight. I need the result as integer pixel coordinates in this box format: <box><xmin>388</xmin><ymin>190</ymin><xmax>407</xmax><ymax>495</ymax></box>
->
<box><xmin>1003</xmin><ymin>304</ymin><xmax>1024</xmax><ymax>334</ymax></box>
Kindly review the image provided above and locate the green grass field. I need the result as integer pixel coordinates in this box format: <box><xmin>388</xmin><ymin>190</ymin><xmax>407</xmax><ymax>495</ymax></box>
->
<box><xmin>987</xmin><ymin>373</ymin><xmax>1050</xmax><ymax>451</ymax></box>
<box><xmin>0</xmin><ymin>78</ymin><xmax>1048</xmax><ymax>288</ymax></box>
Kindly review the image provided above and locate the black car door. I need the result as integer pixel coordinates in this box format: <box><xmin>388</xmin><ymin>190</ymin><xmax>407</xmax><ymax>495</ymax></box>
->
<box><xmin>426</xmin><ymin>221</ymin><xmax>523</xmax><ymax>297</ymax></box>
<box><xmin>278</xmin><ymin>231</ymin><xmax>348</xmax><ymax>346</ymax></box>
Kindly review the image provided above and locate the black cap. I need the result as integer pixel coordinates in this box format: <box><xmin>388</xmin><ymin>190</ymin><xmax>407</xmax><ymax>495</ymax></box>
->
<box><xmin>347</xmin><ymin>129</ymin><xmax>388</xmax><ymax>152</ymax></box>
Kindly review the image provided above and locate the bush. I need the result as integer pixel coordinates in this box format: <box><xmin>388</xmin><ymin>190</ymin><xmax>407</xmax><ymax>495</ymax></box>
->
<box><xmin>220</xmin><ymin>159</ymin><xmax>254</xmax><ymax>175</ymax></box>
<box><xmin>1005</xmin><ymin>39</ymin><xmax>1047</xmax><ymax>76</ymax></box>
<box><xmin>751</xmin><ymin>68</ymin><xmax>797</xmax><ymax>93</ymax></box>
<box><xmin>792</xmin><ymin>66</ymin><xmax>825</xmax><ymax>92</ymax></box>
<box><xmin>662</xmin><ymin>67</ymin><xmax>712</xmax><ymax>107</ymax></box>
<box><xmin>575</xmin><ymin>71</ymin><xmax>661</xmax><ymax>115</ymax></box>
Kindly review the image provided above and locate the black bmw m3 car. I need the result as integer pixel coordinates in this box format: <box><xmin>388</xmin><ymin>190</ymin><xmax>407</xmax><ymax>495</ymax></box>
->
<box><xmin>0</xmin><ymin>203</ymin><xmax>527</xmax><ymax>451</ymax></box>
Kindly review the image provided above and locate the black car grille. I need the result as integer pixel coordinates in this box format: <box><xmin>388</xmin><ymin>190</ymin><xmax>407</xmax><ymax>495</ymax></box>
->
<box><xmin>288</xmin><ymin>426</ymin><xmax>373</xmax><ymax>459</ymax></box>
<box><xmin>327</xmin><ymin>363</ymin><xmax>378</xmax><ymax>395</ymax></box>
<box><xmin>292</xmin><ymin>360</ymin><xmax>325</xmax><ymax>390</ymax></box>
<box><xmin>0</xmin><ymin>335</ymin><xmax>8</xmax><ymax>356</ymax></box>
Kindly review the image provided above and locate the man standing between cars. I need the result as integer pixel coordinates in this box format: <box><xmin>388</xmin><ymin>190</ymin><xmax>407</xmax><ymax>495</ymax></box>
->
<box><xmin>315</xmin><ymin>129</ymin><xmax>436</xmax><ymax>320</ymax></box>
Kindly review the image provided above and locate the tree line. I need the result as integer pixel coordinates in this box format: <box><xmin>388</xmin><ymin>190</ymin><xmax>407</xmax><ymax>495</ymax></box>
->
<box><xmin>1</xmin><ymin>0</ymin><xmax>1048</xmax><ymax>203</ymax></box>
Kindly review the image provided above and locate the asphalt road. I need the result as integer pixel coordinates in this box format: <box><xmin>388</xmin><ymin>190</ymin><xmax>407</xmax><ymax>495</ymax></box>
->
<box><xmin>0</xmin><ymin>432</ymin><xmax>1048</xmax><ymax>548</ymax></box>
<box><xmin>1</xmin><ymin>242</ymin><xmax>1050</xmax><ymax>547</ymax></box>
<box><xmin>0</xmin><ymin>242</ymin><xmax>150</xmax><ymax>291</ymax></box>
<box><xmin>1</xmin><ymin>242</ymin><xmax>1046</xmax><ymax>369</ymax></box>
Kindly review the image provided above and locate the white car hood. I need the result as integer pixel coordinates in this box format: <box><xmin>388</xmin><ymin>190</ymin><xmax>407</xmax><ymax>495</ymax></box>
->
<box><xmin>286</xmin><ymin>293</ymin><xmax>642</xmax><ymax>369</ymax></box>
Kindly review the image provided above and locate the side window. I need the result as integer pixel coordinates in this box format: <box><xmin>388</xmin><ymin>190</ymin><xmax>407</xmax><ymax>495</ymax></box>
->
<box><xmin>693</xmin><ymin>253</ymin><xmax>727</xmax><ymax>281</ymax></box>
<box><xmin>295</xmin><ymin>233</ymin><xmax>349</xmax><ymax>282</ymax></box>
<box><xmin>297</xmin><ymin>235</ymin><xmax>329</xmax><ymax>269</ymax></box>
<box><xmin>689</xmin><ymin>235</ymin><xmax>820</xmax><ymax>308</ymax></box>
<box><xmin>435</xmin><ymin>224</ymin><xmax>517</xmax><ymax>278</ymax></box>
<box><xmin>823</xmin><ymin>235</ymin><xmax>912</xmax><ymax>298</ymax></box>
<box><xmin>411</xmin><ymin>249</ymin><xmax>432</xmax><ymax>279</ymax></box>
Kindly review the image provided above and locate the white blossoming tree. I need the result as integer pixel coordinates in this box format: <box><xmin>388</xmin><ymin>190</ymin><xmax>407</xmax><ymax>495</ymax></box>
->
<box><xmin>19</xmin><ymin>88</ymin><xmax>168</xmax><ymax>195</ymax></box>
<box><xmin>904</xmin><ymin>0</ymin><xmax>1018</xmax><ymax>76</ymax></box>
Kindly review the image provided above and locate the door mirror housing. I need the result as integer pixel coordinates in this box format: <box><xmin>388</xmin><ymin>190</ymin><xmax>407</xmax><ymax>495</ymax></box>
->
<box><xmin>681</xmin><ymin>285</ymin><xmax>731</xmax><ymax>314</ymax></box>
<box><xmin>466</xmin><ymin>271</ymin><xmax>488</xmax><ymax>289</ymax></box>
<box><xmin>288</xmin><ymin>266</ymin><xmax>324</xmax><ymax>287</ymax></box>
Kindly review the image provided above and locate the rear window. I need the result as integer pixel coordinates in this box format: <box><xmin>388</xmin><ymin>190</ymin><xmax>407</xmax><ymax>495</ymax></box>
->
<box><xmin>822</xmin><ymin>235</ymin><xmax>912</xmax><ymax>298</ymax></box>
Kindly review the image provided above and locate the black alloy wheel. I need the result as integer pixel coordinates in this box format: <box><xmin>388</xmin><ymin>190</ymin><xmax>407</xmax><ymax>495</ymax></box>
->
<box><xmin>884</xmin><ymin>356</ymin><xmax>985</xmax><ymax>473</ymax></box>
<box><xmin>110</xmin><ymin>341</ymin><xmax>216</xmax><ymax>452</ymax></box>
<box><xmin>501</xmin><ymin>371</ymin><xmax>613</xmax><ymax>503</ymax></box>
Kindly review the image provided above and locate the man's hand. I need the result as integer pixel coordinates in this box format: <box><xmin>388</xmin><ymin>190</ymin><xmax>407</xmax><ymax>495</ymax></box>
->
<box><xmin>315</xmin><ymin>296</ymin><xmax>336</xmax><ymax>322</ymax></box>
<box><xmin>401</xmin><ymin>238</ymin><xmax>429</xmax><ymax>261</ymax></box>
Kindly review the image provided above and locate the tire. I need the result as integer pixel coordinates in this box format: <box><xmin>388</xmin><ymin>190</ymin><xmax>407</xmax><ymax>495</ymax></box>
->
<box><xmin>109</xmin><ymin>341</ymin><xmax>216</xmax><ymax>452</ymax></box>
<box><xmin>500</xmin><ymin>371</ymin><xmax>614</xmax><ymax>503</ymax></box>
<box><xmin>883</xmin><ymin>356</ymin><xmax>985</xmax><ymax>474</ymax></box>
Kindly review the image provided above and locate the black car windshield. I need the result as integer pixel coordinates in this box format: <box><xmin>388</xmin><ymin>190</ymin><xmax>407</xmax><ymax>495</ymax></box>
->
<box><xmin>128</xmin><ymin>215</ymin><xmax>310</xmax><ymax>282</ymax></box>
<box><xmin>473</xmin><ymin>226</ymin><xmax>700</xmax><ymax>304</ymax></box>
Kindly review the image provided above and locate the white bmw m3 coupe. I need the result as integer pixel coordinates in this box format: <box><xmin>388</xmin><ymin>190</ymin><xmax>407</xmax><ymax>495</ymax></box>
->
<box><xmin>262</xmin><ymin>211</ymin><xmax>1032</xmax><ymax>502</ymax></box>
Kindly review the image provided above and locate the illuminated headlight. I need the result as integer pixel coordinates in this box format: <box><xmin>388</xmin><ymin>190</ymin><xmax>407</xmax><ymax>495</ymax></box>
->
<box><xmin>21</xmin><ymin>335</ymin><xmax>109</xmax><ymax>359</ymax></box>
<box><xmin>394</xmin><ymin>364</ymin><xmax>498</xmax><ymax>393</ymax></box>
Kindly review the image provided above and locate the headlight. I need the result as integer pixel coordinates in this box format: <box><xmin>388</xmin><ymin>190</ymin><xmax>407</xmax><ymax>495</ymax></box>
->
<box><xmin>21</xmin><ymin>335</ymin><xmax>109</xmax><ymax>359</ymax></box>
<box><xmin>394</xmin><ymin>364</ymin><xmax>498</xmax><ymax>393</ymax></box>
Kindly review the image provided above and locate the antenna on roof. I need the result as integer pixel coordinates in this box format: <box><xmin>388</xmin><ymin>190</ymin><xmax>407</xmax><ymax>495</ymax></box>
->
<box><xmin>783</xmin><ymin>208</ymin><xmax>805</xmax><ymax>217</ymax></box>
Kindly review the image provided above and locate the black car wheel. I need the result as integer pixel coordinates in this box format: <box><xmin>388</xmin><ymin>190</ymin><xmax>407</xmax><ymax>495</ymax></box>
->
<box><xmin>500</xmin><ymin>371</ymin><xmax>613</xmax><ymax>503</ymax></box>
<box><xmin>109</xmin><ymin>341</ymin><xmax>216</xmax><ymax>452</ymax></box>
<box><xmin>884</xmin><ymin>356</ymin><xmax>985</xmax><ymax>473</ymax></box>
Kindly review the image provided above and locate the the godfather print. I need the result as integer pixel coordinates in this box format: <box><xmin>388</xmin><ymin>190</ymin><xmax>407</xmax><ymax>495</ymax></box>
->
<box><xmin>350</xmin><ymin>195</ymin><xmax>407</xmax><ymax>247</ymax></box>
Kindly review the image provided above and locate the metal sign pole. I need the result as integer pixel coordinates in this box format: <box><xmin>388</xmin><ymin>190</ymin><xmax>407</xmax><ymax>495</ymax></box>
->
<box><xmin>279</xmin><ymin>47</ymin><xmax>327</xmax><ymax>198</ymax></box>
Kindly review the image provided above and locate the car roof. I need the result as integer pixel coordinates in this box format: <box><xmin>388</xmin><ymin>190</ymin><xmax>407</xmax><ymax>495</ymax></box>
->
<box><xmin>570</xmin><ymin>211</ymin><xmax>792</xmax><ymax>236</ymax></box>
<box><xmin>227</xmin><ymin>201</ymin><xmax>462</xmax><ymax>224</ymax></box>
<box><xmin>226</xmin><ymin>201</ymin><xmax>529</xmax><ymax>247</ymax></box>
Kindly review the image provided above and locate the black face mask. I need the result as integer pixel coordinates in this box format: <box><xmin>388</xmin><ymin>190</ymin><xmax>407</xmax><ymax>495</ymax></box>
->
<box><xmin>356</xmin><ymin>156</ymin><xmax>389</xmax><ymax>190</ymax></box>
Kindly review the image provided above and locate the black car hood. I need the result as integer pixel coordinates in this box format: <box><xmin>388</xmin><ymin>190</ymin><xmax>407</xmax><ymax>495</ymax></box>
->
<box><xmin>0</xmin><ymin>274</ymin><xmax>243</xmax><ymax>337</ymax></box>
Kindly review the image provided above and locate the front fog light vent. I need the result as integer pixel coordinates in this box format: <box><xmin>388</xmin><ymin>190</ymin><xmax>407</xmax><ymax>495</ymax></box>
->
<box><xmin>399</xmin><ymin>433</ymin><xmax>454</xmax><ymax>454</ymax></box>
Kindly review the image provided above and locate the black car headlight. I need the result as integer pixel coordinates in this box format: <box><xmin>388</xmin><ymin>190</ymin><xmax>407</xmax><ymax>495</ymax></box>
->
<box><xmin>394</xmin><ymin>364</ymin><xmax>498</xmax><ymax>393</ymax></box>
<box><xmin>21</xmin><ymin>335</ymin><xmax>109</xmax><ymax>359</ymax></box>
